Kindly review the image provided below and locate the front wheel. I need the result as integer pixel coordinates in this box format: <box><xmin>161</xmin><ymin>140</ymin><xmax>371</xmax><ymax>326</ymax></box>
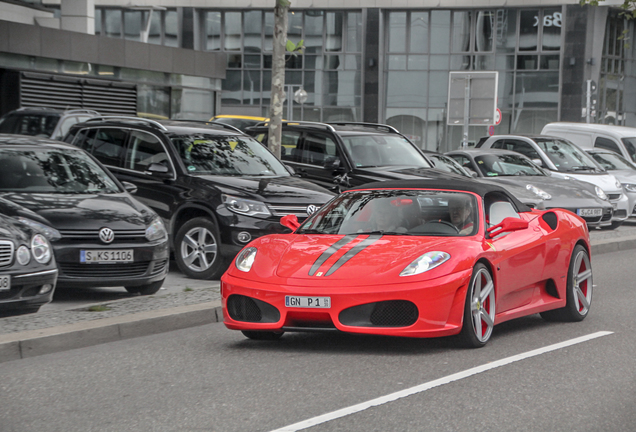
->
<box><xmin>541</xmin><ymin>245</ymin><xmax>592</xmax><ymax>322</ymax></box>
<box><xmin>241</xmin><ymin>331</ymin><xmax>285</xmax><ymax>340</ymax></box>
<box><xmin>174</xmin><ymin>217</ymin><xmax>226</xmax><ymax>280</ymax></box>
<box><xmin>459</xmin><ymin>263</ymin><xmax>496</xmax><ymax>348</ymax></box>
<box><xmin>125</xmin><ymin>279</ymin><xmax>164</xmax><ymax>296</ymax></box>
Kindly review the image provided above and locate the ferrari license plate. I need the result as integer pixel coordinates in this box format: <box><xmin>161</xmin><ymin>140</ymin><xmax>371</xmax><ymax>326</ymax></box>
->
<box><xmin>80</xmin><ymin>249</ymin><xmax>133</xmax><ymax>263</ymax></box>
<box><xmin>285</xmin><ymin>295</ymin><xmax>331</xmax><ymax>309</ymax></box>
<box><xmin>0</xmin><ymin>275</ymin><xmax>10</xmax><ymax>291</ymax></box>
<box><xmin>577</xmin><ymin>208</ymin><xmax>602</xmax><ymax>217</ymax></box>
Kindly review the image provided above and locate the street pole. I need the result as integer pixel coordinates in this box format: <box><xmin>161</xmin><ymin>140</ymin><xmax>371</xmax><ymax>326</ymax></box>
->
<box><xmin>462</xmin><ymin>77</ymin><xmax>470</xmax><ymax>148</ymax></box>
<box><xmin>586</xmin><ymin>79</ymin><xmax>591</xmax><ymax>124</ymax></box>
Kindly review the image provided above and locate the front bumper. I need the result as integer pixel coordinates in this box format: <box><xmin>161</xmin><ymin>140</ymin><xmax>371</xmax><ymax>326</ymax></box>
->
<box><xmin>609</xmin><ymin>192</ymin><xmax>630</xmax><ymax>222</ymax></box>
<box><xmin>0</xmin><ymin>268</ymin><xmax>57</xmax><ymax>311</ymax></box>
<box><xmin>221</xmin><ymin>270</ymin><xmax>472</xmax><ymax>338</ymax></box>
<box><xmin>53</xmin><ymin>240</ymin><xmax>169</xmax><ymax>288</ymax></box>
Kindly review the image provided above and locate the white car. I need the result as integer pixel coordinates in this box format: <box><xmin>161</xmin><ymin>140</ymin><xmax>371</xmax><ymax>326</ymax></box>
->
<box><xmin>476</xmin><ymin>134</ymin><xmax>629</xmax><ymax>229</ymax></box>
<box><xmin>585</xmin><ymin>148</ymin><xmax>636</xmax><ymax>218</ymax></box>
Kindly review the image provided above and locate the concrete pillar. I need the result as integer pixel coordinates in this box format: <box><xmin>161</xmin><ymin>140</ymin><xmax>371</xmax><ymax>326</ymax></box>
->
<box><xmin>60</xmin><ymin>0</ymin><xmax>95</xmax><ymax>35</ymax></box>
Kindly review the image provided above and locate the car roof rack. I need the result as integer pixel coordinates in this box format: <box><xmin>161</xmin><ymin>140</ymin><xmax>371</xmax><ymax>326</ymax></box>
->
<box><xmin>63</xmin><ymin>109</ymin><xmax>101</xmax><ymax>116</ymax></box>
<box><xmin>84</xmin><ymin>116</ymin><xmax>169</xmax><ymax>131</ymax></box>
<box><xmin>251</xmin><ymin>120</ymin><xmax>337</xmax><ymax>132</ymax></box>
<box><xmin>167</xmin><ymin>119</ymin><xmax>244</xmax><ymax>134</ymax></box>
<box><xmin>15</xmin><ymin>106</ymin><xmax>59</xmax><ymax>112</ymax></box>
<box><xmin>328</xmin><ymin>122</ymin><xmax>400</xmax><ymax>134</ymax></box>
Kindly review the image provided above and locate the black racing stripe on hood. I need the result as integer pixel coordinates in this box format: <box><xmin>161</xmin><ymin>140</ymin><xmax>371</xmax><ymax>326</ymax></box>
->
<box><xmin>308</xmin><ymin>235</ymin><xmax>357</xmax><ymax>276</ymax></box>
<box><xmin>325</xmin><ymin>234</ymin><xmax>383</xmax><ymax>277</ymax></box>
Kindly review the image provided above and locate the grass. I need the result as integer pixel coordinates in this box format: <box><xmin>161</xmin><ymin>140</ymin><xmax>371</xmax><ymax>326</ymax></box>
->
<box><xmin>184</xmin><ymin>287</ymin><xmax>194</xmax><ymax>292</ymax></box>
<box><xmin>87</xmin><ymin>305</ymin><xmax>112</xmax><ymax>312</ymax></box>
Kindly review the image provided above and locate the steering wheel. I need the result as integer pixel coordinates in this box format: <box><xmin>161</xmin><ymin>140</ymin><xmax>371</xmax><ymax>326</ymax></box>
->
<box><xmin>426</xmin><ymin>220</ymin><xmax>460</xmax><ymax>233</ymax></box>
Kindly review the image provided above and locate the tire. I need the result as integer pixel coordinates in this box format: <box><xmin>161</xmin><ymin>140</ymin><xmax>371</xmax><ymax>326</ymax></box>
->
<box><xmin>459</xmin><ymin>263</ymin><xmax>496</xmax><ymax>348</ymax></box>
<box><xmin>241</xmin><ymin>331</ymin><xmax>285</xmax><ymax>340</ymax></box>
<box><xmin>125</xmin><ymin>279</ymin><xmax>164</xmax><ymax>296</ymax></box>
<box><xmin>174</xmin><ymin>217</ymin><xmax>226</xmax><ymax>280</ymax></box>
<box><xmin>540</xmin><ymin>245</ymin><xmax>592</xmax><ymax>322</ymax></box>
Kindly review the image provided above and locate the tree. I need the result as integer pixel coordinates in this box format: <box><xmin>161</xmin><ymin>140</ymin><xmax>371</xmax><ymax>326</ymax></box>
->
<box><xmin>267</xmin><ymin>0</ymin><xmax>304</xmax><ymax>159</ymax></box>
<box><xmin>581</xmin><ymin>0</ymin><xmax>636</xmax><ymax>19</ymax></box>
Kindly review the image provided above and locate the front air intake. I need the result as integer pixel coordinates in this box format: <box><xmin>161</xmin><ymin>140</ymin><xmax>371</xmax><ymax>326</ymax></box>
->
<box><xmin>339</xmin><ymin>300</ymin><xmax>418</xmax><ymax>327</ymax></box>
<box><xmin>226</xmin><ymin>295</ymin><xmax>280</xmax><ymax>323</ymax></box>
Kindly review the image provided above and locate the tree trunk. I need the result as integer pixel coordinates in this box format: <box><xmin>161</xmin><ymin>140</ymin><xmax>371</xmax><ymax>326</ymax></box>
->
<box><xmin>268</xmin><ymin>1</ymin><xmax>289</xmax><ymax>159</ymax></box>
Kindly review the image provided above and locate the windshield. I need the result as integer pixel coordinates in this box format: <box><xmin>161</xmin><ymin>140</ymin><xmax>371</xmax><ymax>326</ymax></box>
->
<box><xmin>429</xmin><ymin>154</ymin><xmax>472</xmax><ymax>177</ymax></box>
<box><xmin>588</xmin><ymin>151</ymin><xmax>636</xmax><ymax>171</ymax></box>
<box><xmin>0</xmin><ymin>113</ymin><xmax>60</xmax><ymax>137</ymax></box>
<box><xmin>298</xmin><ymin>190</ymin><xmax>478</xmax><ymax>237</ymax></box>
<box><xmin>621</xmin><ymin>138</ymin><xmax>636</xmax><ymax>163</ymax></box>
<box><xmin>535</xmin><ymin>138</ymin><xmax>604</xmax><ymax>173</ymax></box>
<box><xmin>0</xmin><ymin>148</ymin><xmax>121</xmax><ymax>193</ymax></box>
<box><xmin>341</xmin><ymin>135</ymin><xmax>432</xmax><ymax>168</ymax></box>
<box><xmin>170</xmin><ymin>134</ymin><xmax>289</xmax><ymax>176</ymax></box>
<box><xmin>474</xmin><ymin>153</ymin><xmax>544</xmax><ymax>177</ymax></box>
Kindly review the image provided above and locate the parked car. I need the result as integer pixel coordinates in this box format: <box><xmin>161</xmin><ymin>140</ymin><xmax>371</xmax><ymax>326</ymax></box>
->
<box><xmin>585</xmin><ymin>148</ymin><xmax>636</xmax><ymax>218</ymax></box>
<box><xmin>476</xmin><ymin>134</ymin><xmax>629</xmax><ymax>228</ymax></box>
<box><xmin>446</xmin><ymin>149</ymin><xmax>614</xmax><ymax>228</ymax></box>
<box><xmin>0</xmin><ymin>197</ymin><xmax>57</xmax><ymax>315</ymax></box>
<box><xmin>541</xmin><ymin>122</ymin><xmax>636</xmax><ymax>163</ymax></box>
<box><xmin>0</xmin><ymin>134</ymin><xmax>170</xmax><ymax>295</ymax></box>
<box><xmin>221</xmin><ymin>178</ymin><xmax>592</xmax><ymax>347</ymax></box>
<box><xmin>64</xmin><ymin>117</ymin><xmax>335</xmax><ymax>280</ymax></box>
<box><xmin>247</xmin><ymin>121</ymin><xmax>472</xmax><ymax>192</ymax></box>
<box><xmin>209</xmin><ymin>115</ymin><xmax>269</xmax><ymax>132</ymax></box>
<box><xmin>0</xmin><ymin>107</ymin><xmax>100</xmax><ymax>141</ymax></box>
<box><xmin>423</xmin><ymin>150</ymin><xmax>545</xmax><ymax>209</ymax></box>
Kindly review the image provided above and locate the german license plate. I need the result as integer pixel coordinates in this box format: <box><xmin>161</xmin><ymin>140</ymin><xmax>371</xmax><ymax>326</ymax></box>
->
<box><xmin>80</xmin><ymin>249</ymin><xmax>133</xmax><ymax>263</ymax></box>
<box><xmin>577</xmin><ymin>208</ymin><xmax>602</xmax><ymax>217</ymax></box>
<box><xmin>0</xmin><ymin>275</ymin><xmax>9</xmax><ymax>291</ymax></box>
<box><xmin>285</xmin><ymin>295</ymin><xmax>331</xmax><ymax>309</ymax></box>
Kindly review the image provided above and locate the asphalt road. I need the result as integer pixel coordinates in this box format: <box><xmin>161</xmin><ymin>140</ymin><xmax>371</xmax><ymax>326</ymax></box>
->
<box><xmin>1</xmin><ymin>248</ymin><xmax>635</xmax><ymax>432</ymax></box>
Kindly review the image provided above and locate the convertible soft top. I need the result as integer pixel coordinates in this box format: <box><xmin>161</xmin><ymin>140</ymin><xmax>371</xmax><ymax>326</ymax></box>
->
<box><xmin>347</xmin><ymin>178</ymin><xmax>533</xmax><ymax>213</ymax></box>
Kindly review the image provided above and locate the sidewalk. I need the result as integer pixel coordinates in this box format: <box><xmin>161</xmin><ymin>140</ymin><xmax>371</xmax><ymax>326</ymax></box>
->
<box><xmin>2</xmin><ymin>226</ymin><xmax>636</xmax><ymax>363</ymax></box>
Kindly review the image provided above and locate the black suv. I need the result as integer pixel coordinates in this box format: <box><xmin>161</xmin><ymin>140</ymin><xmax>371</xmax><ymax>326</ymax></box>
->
<box><xmin>247</xmin><ymin>121</ymin><xmax>464</xmax><ymax>192</ymax></box>
<box><xmin>0</xmin><ymin>107</ymin><xmax>100</xmax><ymax>141</ymax></box>
<box><xmin>64</xmin><ymin>117</ymin><xmax>335</xmax><ymax>279</ymax></box>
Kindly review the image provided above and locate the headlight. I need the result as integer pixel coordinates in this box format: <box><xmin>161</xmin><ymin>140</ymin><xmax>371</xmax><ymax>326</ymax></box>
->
<box><xmin>595</xmin><ymin>186</ymin><xmax>608</xmax><ymax>200</ymax></box>
<box><xmin>16</xmin><ymin>245</ymin><xmax>30</xmax><ymax>265</ymax></box>
<box><xmin>16</xmin><ymin>217</ymin><xmax>61</xmax><ymax>241</ymax></box>
<box><xmin>235</xmin><ymin>247</ymin><xmax>257</xmax><ymax>272</ymax></box>
<box><xmin>222</xmin><ymin>194</ymin><xmax>271</xmax><ymax>218</ymax></box>
<box><xmin>31</xmin><ymin>234</ymin><xmax>52</xmax><ymax>264</ymax></box>
<box><xmin>400</xmin><ymin>251</ymin><xmax>450</xmax><ymax>277</ymax></box>
<box><xmin>624</xmin><ymin>183</ymin><xmax>636</xmax><ymax>193</ymax></box>
<box><xmin>526</xmin><ymin>184</ymin><xmax>551</xmax><ymax>200</ymax></box>
<box><xmin>145</xmin><ymin>217</ymin><xmax>167</xmax><ymax>241</ymax></box>
<box><xmin>615</xmin><ymin>179</ymin><xmax>622</xmax><ymax>189</ymax></box>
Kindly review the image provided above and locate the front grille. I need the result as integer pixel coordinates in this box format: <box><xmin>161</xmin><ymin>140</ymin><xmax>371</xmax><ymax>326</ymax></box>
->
<box><xmin>608</xmin><ymin>193</ymin><xmax>622</xmax><ymax>201</ymax></box>
<box><xmin>60</xmin><ymin>262</ymin><xmax>150</xmax><ymax>278</ymax></box>
<box><xmin>59</xmin><ymin>229</ymin><xmax>147</xmax><ymax>243</ymax></box>
<box><xmin>339</xmin><ymin>300</ymin><xmax>419</xmax><ymax>327</ymax></box>
<box><xmin>150</xmin><ymin>259</ymin><xmax>169</xmax><ymax>276</ymax></box>
<box><xmin>226</xmin><ymin>294</ymin><xmax>280</xmax><ymax>323</ymax></box>
<box><xmin>0</xmin><ymin>240</ymin><xmax>14</xmax><ymax>267</ymax></box>
<box><xmin>614</xmin><ymin>209</ymin><xmax>627</xmax><ymax>218</ymax></box>
<box><xmin>268</xmin><ymin>204</ymin><xmax>321</xmax><ymax>218</ymax></box>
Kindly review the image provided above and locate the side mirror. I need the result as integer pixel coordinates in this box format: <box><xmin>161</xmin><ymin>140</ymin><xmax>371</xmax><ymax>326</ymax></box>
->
<box><xmin>145</xmin><ymin>163</ymin><xmax>172</xmax><ymax>178</ymax></box>
<box><xmin>121</xmin><ymin>181</ymin><xmax>138</xmax><ymax>194</ymax></box>
<box><xmin>487</xmin><ymin>217</ymin><xmax>529</xmax><ymax>238</ymax></box>
<box><xmin>471</xmin><ymin>172</ymin><xmax>479</xmax><ymax>178</ymax></box>
<box><xmin>532</xmin><ymin>158</ymin><xmax>544</xmax><ymax>167</ymax></box>
<box><xmin>284</xmin><ymin>164</ymin><xmax>296</xmax><ymax>175</ymax></box>
<box><xmin>280</xmin><ymin>214</ymin><xmax>300</xmax><ymax>231</ymax></box>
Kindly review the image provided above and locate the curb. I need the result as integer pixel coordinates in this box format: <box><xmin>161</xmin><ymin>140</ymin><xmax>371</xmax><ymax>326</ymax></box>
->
<box><xmin>0</xmin><ymin>301</ymin><xmax>222</xmax><ymax>363</ymax></box>
<box><xmin>1</xmin><ymin>235</ymin><xmax>635</xmax><ymax>363</ymax></box>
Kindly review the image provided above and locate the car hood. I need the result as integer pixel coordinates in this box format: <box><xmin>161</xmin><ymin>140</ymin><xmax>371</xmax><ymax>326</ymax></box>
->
<box><xmin>552</xmin><ymin>172</ymin><xmax>621</xmax><ymax>193</ymax></box>
<box><xmin>481</xmin><ymin>176</ymin><xmax>608</xmax><ymax>207</ymax></box>
<box><xmin>473</xmin><ymin>178</ymin><xmax>544</xmax><ymax>209</ymax></box>
<box><xmin>0</xmin><ymin>192</ymin><xmax>154</xmax><ymax>230</ymax></box>
<box><xmin>241</xmin><ymin>234</ymin><xmax>479</xmax><ymax>284</ymax></box>
<box><xmin>0</xmin><ymin>216</ymin><xmax>30</xmax><ymax>243</ymax></box>
<box><xmin>607</xmin><ymin>169</ymin><xmax>636</xmax><ymax>186</ymax></box>
<box><xmin>194</xmin><ymin>175</ymin><xmax>335</xmax><ymax>203</ymax></box>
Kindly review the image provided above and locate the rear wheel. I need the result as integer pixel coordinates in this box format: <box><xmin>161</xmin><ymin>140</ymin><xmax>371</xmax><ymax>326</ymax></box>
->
<box><xmin>541</xmin><ymin>245</ymin><xmax>592</xmax><ymax>322</ymax></box>
<box><xmin>125</xmin><ymin>279</ymin><xmax>164</xmax><ymax>296</ymax></box>
<box><xmin>241</xmin><ymin>331</ymin><xmax>284</xmax><ymax>340</ymax></box>
<box><xmin>459</xmin><ymin>263</ymin><xmax>496</xmax><ymax>348</ymax></box>
<box><xmin>175</xmin><ymin>217</ymin><xmax>226</xmax><ymax>280</ymax></box>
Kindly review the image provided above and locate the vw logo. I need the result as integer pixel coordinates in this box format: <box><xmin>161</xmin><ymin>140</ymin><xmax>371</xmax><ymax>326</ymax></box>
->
<box><xmin>99</xmin><ymin>228</ymin><xmax>115</xmax><ymax>244</ymax></box>
<box><xmin>306</xmin><ymin>205</ymin><xmax>319</xmax><ymax>216</ymax></box>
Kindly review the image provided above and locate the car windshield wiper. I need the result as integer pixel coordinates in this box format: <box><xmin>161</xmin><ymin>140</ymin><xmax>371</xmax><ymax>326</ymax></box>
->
<box><xmin>354</xmin><ymin>230</ymin><xmax>412</xmax><ymax>236</ymax></box>
<box><xmin>298</xmin><ymin>229</ymin><xmax>324</xmax><ymax>234</ymax></box>
<box><xmin>570</xmin><ymin>166</ymin><xmax>597</xmax><ymax>171</ymax></box>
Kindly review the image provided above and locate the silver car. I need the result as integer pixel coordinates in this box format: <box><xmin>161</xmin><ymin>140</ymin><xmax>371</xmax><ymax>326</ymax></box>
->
<box><xmin>586</xmin><ymin>148</ymin><xmax>636</xmax><ymax>218</ymax></box>
<box><xmin>446</xmin><ymin>149</ymin><xmax>614</xmax><ymax>229</ymax></box>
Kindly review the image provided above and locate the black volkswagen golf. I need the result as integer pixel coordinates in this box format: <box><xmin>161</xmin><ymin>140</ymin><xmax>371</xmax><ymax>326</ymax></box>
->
<box><xmin>64</xmin><ymin>118</ymin><xmax>335</xmax><ymax>280</ymax></box>
<box><xmin>0</xmin><ymin>135</ymin><xmax>169</xmax><ymax>295</ymax></box>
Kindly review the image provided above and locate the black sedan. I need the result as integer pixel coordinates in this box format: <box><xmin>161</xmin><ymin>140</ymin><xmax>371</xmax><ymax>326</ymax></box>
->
<box><xmin>1</xmin><ymin>197</ymin><xmax>57</xmax><ymax>314</ymax></box>
<box><xmin>0</xmin><ymin>135</ymin><xmax>169</xmax><ymax>295</ymax></box>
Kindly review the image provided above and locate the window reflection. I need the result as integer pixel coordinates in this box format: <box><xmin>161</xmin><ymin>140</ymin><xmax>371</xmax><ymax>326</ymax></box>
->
<box><xmin>519</xmin><ymin>10</ymin><xmax>539</xmax><ymax>51</ymax></box>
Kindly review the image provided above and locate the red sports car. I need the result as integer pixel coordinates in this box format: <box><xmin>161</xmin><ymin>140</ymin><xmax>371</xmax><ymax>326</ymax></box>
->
<box><xmin>220</xmin><ymin>179</ymin><xmax>593</xmax><ymax>347</ymax></box>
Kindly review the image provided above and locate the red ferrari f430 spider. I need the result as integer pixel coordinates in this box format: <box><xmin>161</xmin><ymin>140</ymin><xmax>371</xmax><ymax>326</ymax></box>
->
<box><xmin>221</xmin><ymin>179</ymin><xmax>593</xmax><ymax>347</ymax></box>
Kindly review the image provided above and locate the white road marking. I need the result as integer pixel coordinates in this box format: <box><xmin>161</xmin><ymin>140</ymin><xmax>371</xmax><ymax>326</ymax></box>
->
<box><xmin>270</xmin><ymin>331</ymin><xmax>613</xmax><ymax>432</ymax></box>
